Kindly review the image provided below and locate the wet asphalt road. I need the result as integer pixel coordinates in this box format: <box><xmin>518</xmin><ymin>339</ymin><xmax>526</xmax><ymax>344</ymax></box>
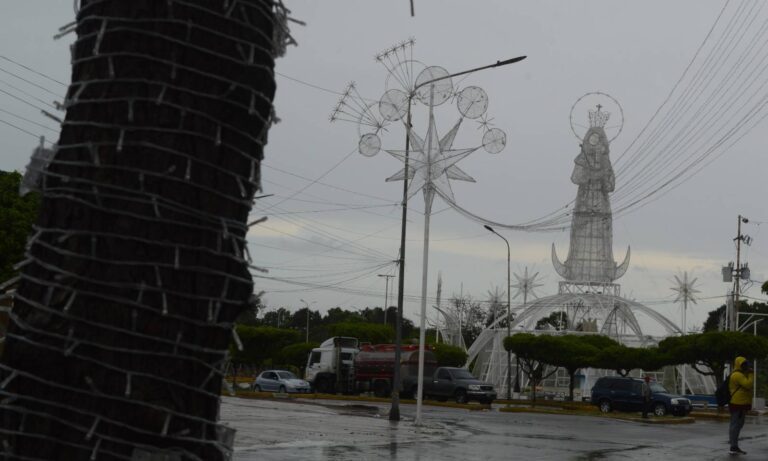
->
<box><xmin>220</xmin><ymin>397</ymin><xmax>768</xmax><ymax>460</ymax></box>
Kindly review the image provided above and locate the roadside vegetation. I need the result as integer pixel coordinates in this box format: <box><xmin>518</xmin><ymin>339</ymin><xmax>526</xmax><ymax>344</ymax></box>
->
<box><xmin>504</xmin><ymin>330</ymin><xmax>768</xmax><ymax>402</ymax></box>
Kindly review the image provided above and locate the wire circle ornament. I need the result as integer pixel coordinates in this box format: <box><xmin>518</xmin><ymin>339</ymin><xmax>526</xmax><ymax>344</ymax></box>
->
<box><xmin>569</xmin><ymin>91</ymin><xmax>624</xmax><ymax>143</ymax></box>
<box><xmin>384</xmin><ymin>59</ymin><xmax>427</xmax><ymax>93</ymax></box>
<box><xmin>379</xmin><ymin>88</ymin><xmax>409</xmax><ymax>121</ymax></box>
<box><xmin>482</xmin><ymin>128</ymin><xmax>506</xmax><ymax>154</ymax></box>
<box><xmin>359</xmin><ymin>133</ymin><xmax>381</xmax><ymax>157</ymax></box>
<box><xmin>457</xmin><ymin>86</ymin><xmax>489</xmax><ymax>119</ymax></box>
<box><xmin>354</xmin><ymin>101</ymin><xmax>386</xmax><ymax>138</ymax></box>
<box><xmin>415</xmin><ymin>66</ymin><xmax>453</xmax><ymax>106</ymax></box>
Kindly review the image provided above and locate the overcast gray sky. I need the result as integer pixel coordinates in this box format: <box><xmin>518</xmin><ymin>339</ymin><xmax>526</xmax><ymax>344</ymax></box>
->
<box><xmin>1</xmin><ymin>1</ymin><xmax>766</xmax><ymax>335</ymax></box>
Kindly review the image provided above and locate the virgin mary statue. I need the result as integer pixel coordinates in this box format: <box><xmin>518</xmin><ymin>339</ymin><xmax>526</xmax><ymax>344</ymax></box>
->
<box><xmin>552</xmin><ymin>107</ymin><xmax>630</xmax><ymax>283</ymax></box>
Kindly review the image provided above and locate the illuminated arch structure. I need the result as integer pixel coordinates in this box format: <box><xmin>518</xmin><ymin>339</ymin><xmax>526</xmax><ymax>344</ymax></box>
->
<box><xmin>466</xmin><ymin>103</ymin><xmax>713</xmax><ymax>397</ymax></box>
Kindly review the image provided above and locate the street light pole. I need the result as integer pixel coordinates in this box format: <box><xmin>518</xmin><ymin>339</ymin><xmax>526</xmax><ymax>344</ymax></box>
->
<box><xmin>389</xmin><ymin>107</ymin><xmax>411</xmax><ymax>422</ymax></box>
<box><xmin>300</xmin><ymin>299</ymin><xmax>315</xmax><ymax>343</ymax></box>
<box><xmin>484</xmin><ymin>225</ymin><xmax>512</xmax><ymax>401</ymax></box>
<box><xmin>388</xmin><ymin>55</ymin><xmax>526</xmax><ymax>425</ymax></box>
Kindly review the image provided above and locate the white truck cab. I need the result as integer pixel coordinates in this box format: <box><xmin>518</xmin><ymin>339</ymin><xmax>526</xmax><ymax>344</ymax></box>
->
<box><xmin>305</xmin><ymin>337</ymin><xmax>359</xmax><ymax>393</ymax></box>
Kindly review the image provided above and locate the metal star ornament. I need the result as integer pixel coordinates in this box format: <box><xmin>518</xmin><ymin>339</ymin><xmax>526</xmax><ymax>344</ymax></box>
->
<box><xmin>671</xmin><ymin>272</ymin><xmax>700</xmax><ymax>305</ymax></box>
<box><xmin>384</xmin><ymin>113</ymin><xmax>478</xmax><ymax>203</ymax></box>
<box><xmin>511</xmin><ymin>267</ymin><xmax>543</xmax><ymax>301</ymax></box>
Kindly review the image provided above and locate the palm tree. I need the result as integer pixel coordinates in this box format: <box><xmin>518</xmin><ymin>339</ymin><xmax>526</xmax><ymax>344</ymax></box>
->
<box><xmin>0</xmin><ymin>1</ymin><xmax>285</xmax><ymax>459</ymax></box>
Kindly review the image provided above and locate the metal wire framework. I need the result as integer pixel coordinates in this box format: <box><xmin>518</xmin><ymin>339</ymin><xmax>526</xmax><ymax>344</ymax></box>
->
<box><xmin>467</xmin><ymin>98</ymin><xmax>696</xmax><ymax>397</ymax></box>
<box><xmin>0</xmin><ymin>1</ymin><xmax>292</xmax><ymax>459</ymax></box>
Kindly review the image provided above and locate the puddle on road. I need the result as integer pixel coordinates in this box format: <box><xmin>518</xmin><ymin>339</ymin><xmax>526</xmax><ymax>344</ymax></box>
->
<box><xmin>517</xmin><ymin>433</ymin><xmax>577</xmax><ymax>442</ymax></box>
<box><xmin>575</xmin><ymin>444</ymin><xmax>653</xmax><ymax>460</ymax></box>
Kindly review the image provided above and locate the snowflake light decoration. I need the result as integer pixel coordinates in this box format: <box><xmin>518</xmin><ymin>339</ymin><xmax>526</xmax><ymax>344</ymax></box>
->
<box><xmin>671</xmin><ymin>272</ymin><xmax>700</xmax><ymax>306</ymax></box>
<box><xmin>511</xmin><ymin>267</ymin><xmax>543</xmax><ymax>302</ymax></box>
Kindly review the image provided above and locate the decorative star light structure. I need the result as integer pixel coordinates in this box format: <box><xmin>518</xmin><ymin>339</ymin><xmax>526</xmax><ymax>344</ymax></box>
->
<box><xmin>385</xmin><ymin>116</ymin><xmax>478</xmax><ymax>203</ymax></box>
<box><xmin>671</xmin><ymin>271</ymin><xmax>699</xmax><ymax>394</ymax></box>
<box><xmin>671</xmin><ymin>271</ymin><xmax>699</xmax><ymax>334</ymax></box>
<box><xmin>330</xmin><ymin>39</ymin><xmax>509</xmax><ymax>425</ymax></box>
<box><xmin>511</xmin><ymin>267</ymin><xmax>543</xmax><ymax>304</ymax></box>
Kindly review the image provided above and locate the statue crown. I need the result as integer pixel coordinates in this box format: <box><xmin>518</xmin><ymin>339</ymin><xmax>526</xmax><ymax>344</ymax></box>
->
<box><xmin>588</xmin><ymin>104</ymin><xmax>610</xmax><ymax>128</ymax></box>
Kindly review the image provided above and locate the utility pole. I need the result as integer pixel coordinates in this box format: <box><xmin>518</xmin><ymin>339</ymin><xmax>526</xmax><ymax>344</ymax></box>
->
<box><xmin>300</xmin><ymin>299</ymin><xmax>316</xmax><ymax>343</ymax></box>
<box><xmin>378</xmin><ymin>274</ymin><xmax>395</xmax><ymax>325</ymax></box>
<box><xmin>732</xmin><ymin>215</ymin><xmax>750</xmax><ymax>330</ymax></box>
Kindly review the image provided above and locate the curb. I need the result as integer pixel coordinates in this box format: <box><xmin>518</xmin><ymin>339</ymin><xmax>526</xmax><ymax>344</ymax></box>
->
<box><xmin>498</xmin><ymin>405</ymin><xmax>695</xmax><ymax>424</ymax></box>
<box><xmin>232</xmin><ymin>390</ymin><xmax>493</xmax><ymax>411</ymax></box>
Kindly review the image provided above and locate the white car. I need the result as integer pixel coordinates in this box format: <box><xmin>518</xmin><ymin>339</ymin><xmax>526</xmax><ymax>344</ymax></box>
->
<box><xmin>253</xmin><ymin>370</ymin><xmax>311</xmax><ymax>393</ymax></box>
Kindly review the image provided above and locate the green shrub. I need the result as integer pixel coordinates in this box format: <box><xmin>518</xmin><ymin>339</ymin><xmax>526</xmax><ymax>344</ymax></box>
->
<box><xmin>328</xmin><ymin>322</ymin><xmax>393</xmax><ymax>344</ymax></box>
<box><xmin>431</xmin><ymin>343</ymin><xmax>468</xmax><ymax>367</ymax></box>
<box><xmin>276</xmin><ymin>342</ymin><xmax>319</xmax><ymax>371</ymax></box>
<box><xmin>230</xmin><ymin>325</ymin><xmax>300</xmax><ymax>366</ymax></box>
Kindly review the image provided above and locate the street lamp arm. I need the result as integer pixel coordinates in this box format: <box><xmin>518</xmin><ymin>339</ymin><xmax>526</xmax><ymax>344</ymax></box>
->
<box><xmin>413</xmin><ymin>56</ymin><xmax>527</xmax><ymax>92</ymax></box>
<box><xmin>484</xmin><ymin>224</ymin><xmax>510</xmax><ymax>250</ymax></box>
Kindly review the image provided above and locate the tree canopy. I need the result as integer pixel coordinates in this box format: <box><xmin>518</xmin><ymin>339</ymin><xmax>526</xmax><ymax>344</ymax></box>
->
<box><xmin>328</xmin><ymin>322</ymin><xmax>394</xmax><ymax>344</ymax></box>
<box><xmin>529</xmin><ymin>334</ymin><xmax>620</xmax><ymax>400</ymax></box>
<box><xmin>658</xmin><ymin>331</ymin><xmax>768</xmax><ymax>384</ymax></box>
<box><xmin>0</xmin><ymin>170</ymin><xmax>40</xmax><ymax>282</ymax></box>
<box><xmin>504</xmin><ymin>333</ymin><xmax>559</xmax><ymax>401</ymax></box>
<box><xmin>276</xmin><ymin>342</ymin><xmax>319</xmax><ymax>372</ymax></box>
<box><xmin>592</xmin><ymin>344</ymin><xmax>668</xmax><ymax>377</ymax></box>
<box><xmin>535</xmin><ymin>311</ymin><xmax>569</xmax><ymax>331</ymax></box>
<box><xmin>230</xmin><ymin>325</ymin><xmax>300</xmax><ymax>367</ymax></box>
<box><xmin>702</xmin><ymin>301</ymin><xmax>768</xmax><ymax>336</ymax></box>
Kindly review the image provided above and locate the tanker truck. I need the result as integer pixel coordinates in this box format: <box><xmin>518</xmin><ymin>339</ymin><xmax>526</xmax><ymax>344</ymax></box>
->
<box><xmin>304</xmin><ymin>337</ymin><xmax>437</xmax><ymax>397</ymax></box>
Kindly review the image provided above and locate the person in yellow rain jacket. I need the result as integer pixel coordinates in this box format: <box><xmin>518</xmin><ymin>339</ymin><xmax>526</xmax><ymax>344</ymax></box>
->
<box><xmin>728</xmin><ymin>356</ymin><xmax>754</xmax><ymax>455</ymax></box>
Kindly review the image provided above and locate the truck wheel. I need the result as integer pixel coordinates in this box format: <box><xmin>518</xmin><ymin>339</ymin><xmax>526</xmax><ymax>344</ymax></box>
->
<box><xmin>454</xmin><ymin>390</ymin><xmax>468</xmax><ymax>404</ymax></box>
<box><xmin>315</xmin><ymin>378</ymin><xmax>331</xmax><ymax>394</ymax></box>
<box><xmin>653</xmin><ymin>403</ymin><xmax>667</xmax><ymax>417</ymax></box>
<box><xmin>599</xmin><ymin>399</ymin><xmax>612</xmax><ymax>413</ymax></box>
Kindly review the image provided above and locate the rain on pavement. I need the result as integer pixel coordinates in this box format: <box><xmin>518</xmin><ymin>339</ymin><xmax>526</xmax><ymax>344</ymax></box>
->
<box><xmin>221</xmin><ymin>397</ymin><xmax>767</xmax><ymax>460</ymax></box>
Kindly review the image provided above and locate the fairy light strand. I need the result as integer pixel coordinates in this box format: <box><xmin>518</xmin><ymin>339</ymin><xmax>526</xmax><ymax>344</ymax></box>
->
<box><xmin>0</xmin><ymin>1</ymin><xmax>295</xmax><ymax>459</ymax></box>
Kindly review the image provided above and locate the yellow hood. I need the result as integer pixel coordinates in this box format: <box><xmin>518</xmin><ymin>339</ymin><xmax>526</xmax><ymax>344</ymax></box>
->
<box><xmin>734</xmin><ymin>356</ymin><xmax>747</xmax><ymax>371</ymax></box>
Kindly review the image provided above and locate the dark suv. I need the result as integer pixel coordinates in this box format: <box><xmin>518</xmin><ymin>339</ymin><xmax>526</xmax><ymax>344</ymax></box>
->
<box><xmin>590</xmin><ymin>376</ymin><xmax>692</xmax><ymax>416</ymax></box>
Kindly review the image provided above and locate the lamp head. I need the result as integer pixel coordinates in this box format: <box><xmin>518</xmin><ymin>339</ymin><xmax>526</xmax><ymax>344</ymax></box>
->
<box><xmin>484</xmin><ymin>225</ymin><xmax>494</xmax><ymax>233</ymax></box>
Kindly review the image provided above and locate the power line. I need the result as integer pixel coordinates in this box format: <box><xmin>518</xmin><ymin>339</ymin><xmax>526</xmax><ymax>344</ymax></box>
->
<box><xmin>0</xmin><ymin>55</ymin><xmax>68</xmax><ymax>87</ymax></box>
<box><xmin>0</xmin><ymin>65</ymin><xmax>65</xmax><ymax>98</ymax></box>
<box><xmin>275</xmin><ymin>71</ymin><xmax>347</xmax><ymax>96</ymax></box>
<box><xmin>0</xmin><ymin>118</ymin><xmax>43</xmax><ymax>140</ymax></box>
<box><xmin>261</xmin><ymin>146</ymin><xmax>359</xmax><ymax>212</ymax></box>
<box><xmin>262</xmin><ymin>163</ymin><xmax>394</xmax><ymax>203</ymax></box>
<box><xmin>265</xmin><ymin>203</ymin><xmax>396</xmax><ymax>215</ymax></box>
<box><xmin>0</xmin><ymin>108</ymin><xmax>60</xmax><ymax>134</ymax></box>
<box><xmin>0</xmin><ymin>86</ymin><xmax>58</xmax><ymax>112</ymax></box>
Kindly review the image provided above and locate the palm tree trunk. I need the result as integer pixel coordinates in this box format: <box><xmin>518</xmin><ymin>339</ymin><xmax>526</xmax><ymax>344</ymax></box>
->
<box><xmin>0</xmin><ymin>1</ymin><xmax>284</xmax><ymax>459</ymax></box>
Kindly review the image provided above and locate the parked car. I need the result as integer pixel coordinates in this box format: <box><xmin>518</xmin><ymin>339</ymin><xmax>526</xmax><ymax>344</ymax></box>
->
<box><xmin>590</xmin><ymin>376</ymin><xmax>692</xmax><ymax>416</ymax></box>
<box><xmin>253</xmin><ymin>370</ymin><xmax>311</xmax><ymax>393</ymax></box>
<box><xmin>421</xmin><ymin>367</ymin><xmax>497</xmax><ymax>404</ymax></box>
